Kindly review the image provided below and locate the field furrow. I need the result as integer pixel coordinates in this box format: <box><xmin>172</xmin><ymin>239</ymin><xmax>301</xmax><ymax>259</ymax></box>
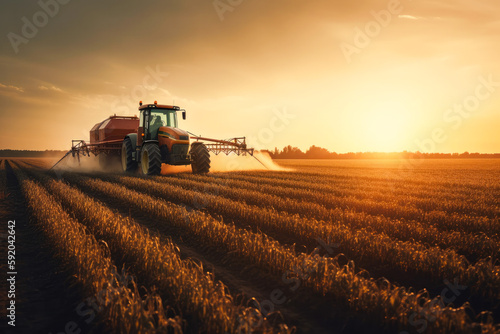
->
<box><xmin>190</xmin><ymin>171</ymin><xmax>499</xmax><ymax>217</ymax></box>
<box><xmin>259</xmin><ymin>161</ymin><xmax>500</xmax><ymax>190</ymax></box>
<box><xmin>77</xmin><ymin>172</ymin><xmax>500</xmax><ymax>304</ymax></box>
<box><xmin>187</xmin><ymin>172</ymin><xmax>499</xmax><ymax>236</ymax></box>
<box><xmin>24</xmin><ymin>168</ymin><xmax>287</xmax><ymax>334</ymax></box>
<box><xmin>14</xmin><ymin>169</ymin><xmax>180</xmax><ymax>333</ymax></box>
<box><xmin>155</xmin><ymin>174</ymin><xmax>499</xmax><ymax>261</ymax></box>
<box><xmin>229</xmin><ymin>169</ymin><xmax>500</xmax><ymax>201</ymax></box>
<box><xmin>11</xmin><ymin>158</ymin><xmax>500</xmax><ymax>333</ymax></box>
<box><xmin>55</xmin><ymin>172</ymin><xmax>500</xmax><ymax>334</ymax></box>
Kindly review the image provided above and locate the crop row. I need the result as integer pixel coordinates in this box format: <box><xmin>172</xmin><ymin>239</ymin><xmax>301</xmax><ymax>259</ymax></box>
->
<box><xmin>223</xmin><ymin>169</ymin><xmax>495</xmax><ymax>202</ymax></box>
<box><xmin>206</xmin><ymin>171</ymin><xmax>499</xmax><ymax>218</ymax></box>
<box><xmin>114</xmin><ymin>173</ymin><xmax>500</xmax><ymax>302</ymax></box>
<box><xmin>153</xmin><ymin>174</ymin><xmax>499</xmax><ymax>262</ymax></box>
<box><xmin>25</xmin><ymin>169</ymin><xmax>284</xmax><ymax>334</ymax></box>
<box><xmin>246</xmin><ymin>171</ymin><xmax>499</xmax><ymax>216</ymax></box>
<box><xmin>61</xmin><ymin>172</ymin><xmax>499</xmax><ymax>334</ymax></box>
<box><xmin>184</xmin><ymin>172</ymin><xmax>499</xmax><ymax>236</ymax></box>
<box><xmin>232</xmin><ymin>168</ymin><xmax>499</xmax><ymax>200</ymax></box>
<box><xmin>15</xmin><ymin>169</ymin><xmax>180</xmax><ymax>333</ymax></box>
<box><xmin>19</xmin><ymin>158</ymin><xmax>53</xmax><ymax>169</ymax></box>
<box><xmin>264</xmin><ymin>161</ymin><xmax>500</xmax><ymax>190</ymax></box>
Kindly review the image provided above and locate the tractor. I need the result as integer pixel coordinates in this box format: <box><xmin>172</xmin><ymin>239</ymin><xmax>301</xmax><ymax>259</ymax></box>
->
<box><xmin>121</xmin><ymin>101</ymin><xmax>210</xmax><ymax>175</ymax></box>
<box><xmin>51</xmin><ymin>101</ymin><xmax>255</xmax><ymax>175</ymax></box>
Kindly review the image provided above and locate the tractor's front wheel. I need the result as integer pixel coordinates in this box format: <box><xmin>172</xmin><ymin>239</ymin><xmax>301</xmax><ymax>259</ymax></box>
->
<box><xmin>121</xmin><ymin>138</ymin><xmax>137</xmax><ymax>173</ymax></box>
<box><xmin>140</xmin><ymin>143</ymin><xmax>162</xmax><ymax>176</ymax></box>
<box><xmin>190</xmin><ymin>142</ymin><xmax>210</xmax><ymax>174</ymax></box>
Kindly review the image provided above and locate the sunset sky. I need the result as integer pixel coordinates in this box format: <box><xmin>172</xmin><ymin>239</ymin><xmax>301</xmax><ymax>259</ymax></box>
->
<box><xmin>1</xmin><ymin>0</ymin><xmax>499</xmax><ymax>153</ymax></box>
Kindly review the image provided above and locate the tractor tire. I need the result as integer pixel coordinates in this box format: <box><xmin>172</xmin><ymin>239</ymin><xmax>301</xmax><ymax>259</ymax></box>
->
<box><xmin>121</xmin><ymin>138</ymin><xmax>137</xmax><ymax>173</ymax></box>
<box><xmin>190</xmin><ymin>142</ymin><xmax>210</xmax><ymax>174</ymax></box>
<box><xmin>140</xmin><ymin>143</ymin><xmax>162</xmax><ymax>176</ymax></box>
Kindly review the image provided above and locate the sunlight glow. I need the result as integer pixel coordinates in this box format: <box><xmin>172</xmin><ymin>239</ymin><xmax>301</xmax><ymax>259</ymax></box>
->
<box><xmin>361</xmin><ymin>99</ymin><xmax>412</xmax><ymax>152</ymax></box>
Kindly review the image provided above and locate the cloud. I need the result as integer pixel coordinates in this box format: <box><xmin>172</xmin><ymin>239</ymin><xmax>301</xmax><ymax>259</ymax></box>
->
<box><xmin>399</xmin><ymin>15</ymin><xmax>421</xmax><ymax>20</ymax></box>
<box><xmin>0</xmin><ymin>83</ymin><xmax>24</xmax><ymax>93</ymax></box>
<box><xmin>398</xmin><ymin>15</ymin><xmax>444</xmax><ymax>21</ymax></box>
<box><xmin>38</xmin><ymin>85</ymin><xmax>63</xmax><ymax>92</ymax></box>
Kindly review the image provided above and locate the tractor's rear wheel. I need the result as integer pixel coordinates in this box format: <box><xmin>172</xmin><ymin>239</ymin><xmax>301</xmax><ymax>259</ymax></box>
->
<box><xmin>121</xmin><ymin>138</ymin><xmax>137</xmax><ymax>173</ymax></box>
<box><xmin>140</xmin><ymin>143</ymin><xmax>162</xmax><ymax>176</ymax></box>
<box><xmin>190</xmin><ymin>142</ymin><xmax>210</xmax><ymax>174</ymax></box>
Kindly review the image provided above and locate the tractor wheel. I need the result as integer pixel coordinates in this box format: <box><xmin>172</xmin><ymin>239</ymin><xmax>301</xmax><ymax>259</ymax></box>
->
<box><xmin>121</xmin><ymin>138</ymin><xmax>137</xmax><ymax>173</ymax></box>
<box><xmin>140</xmin><ymin>143</ymin><xmax>162</xmax><ymax>176</ymax></box>
<box><xmin>190</xmin><ymin>142</ymin><xmax>210</xmax><ymax>174</ymax></box>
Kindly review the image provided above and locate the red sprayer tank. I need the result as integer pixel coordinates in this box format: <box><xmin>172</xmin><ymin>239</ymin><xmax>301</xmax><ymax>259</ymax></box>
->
<box><xmin>90</xmin><ymin>115</ymin><xmax>139</xmax><ymax>144</ymax></box>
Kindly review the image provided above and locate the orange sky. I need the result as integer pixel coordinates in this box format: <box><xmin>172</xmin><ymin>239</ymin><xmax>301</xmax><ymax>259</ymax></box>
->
<box><xmin>0</xmin><ymin>0</ymin><xmax>499</xmax><ymax>153</ymax></box>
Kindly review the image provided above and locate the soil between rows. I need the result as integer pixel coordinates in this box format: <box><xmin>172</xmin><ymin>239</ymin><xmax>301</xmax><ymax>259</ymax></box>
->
<box><xmin>1</xmin><ymin>161</ymin><xmax>103</xmax><ymax>334</ymax></box>
<box><xmin>63</xmin><ymin>171</ymin><xmax>392</xmax><ymax>334</ymax></box>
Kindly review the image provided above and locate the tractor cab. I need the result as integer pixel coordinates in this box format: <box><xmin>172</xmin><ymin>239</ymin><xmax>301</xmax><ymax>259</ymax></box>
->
<box><xmin>138</xmin><ymin>102</ymin><xmax>184</xmax><ymax>142</ymax></box>
<box><xmin>136</xmin><ymin>101</ymin><xmax>191</xmax><ymax>168</ymax></box>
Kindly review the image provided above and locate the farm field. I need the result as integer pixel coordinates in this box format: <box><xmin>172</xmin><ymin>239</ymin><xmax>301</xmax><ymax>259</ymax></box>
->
<box><xmin>1</xmin><ymin>157</ymin><xmax>499</xmax><ymax>333</ymax></box>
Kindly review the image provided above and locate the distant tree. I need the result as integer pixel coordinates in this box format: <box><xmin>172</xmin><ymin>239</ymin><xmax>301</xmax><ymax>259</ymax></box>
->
<box><xmin>277</xmin><ymin>145</ymin><xmax>305</xmax><ymax>159</ymax></box>
<box><xmin>266</xmin><ymin>146</ymin><xmax>499</xmax><ymax>160</ymax></box>
<box><xmin>305</xmin><ymin>145</ymin><xmax>331</xmax><ymax>159</ymax></box>
<box><xmin>273</xmin><ymin>147</ymin><xmax>280</xmax><ymax>158</ymax></box>
<box><xmin>460</xmin><ymin>152</ymin><xmax>470</xmax><ymax>158</ymax></box>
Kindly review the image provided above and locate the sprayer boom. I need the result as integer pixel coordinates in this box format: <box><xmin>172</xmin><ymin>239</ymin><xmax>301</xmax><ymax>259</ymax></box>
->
<box><xmin>190</xmin><ymin>136</ymin><xmax>254</xmax><ymax>156</ymax></box>
<box><xmin>49</xmin><ymin>140</ymin><xmax>91</xmax><ymax>170</ymax></box>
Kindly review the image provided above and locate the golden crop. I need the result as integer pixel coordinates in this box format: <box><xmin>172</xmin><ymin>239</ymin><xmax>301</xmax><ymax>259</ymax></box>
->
<box><xmin>6</xmin><ymin>158</ymin><xmax>500</xmax><ymax>333</ymax></box>
<box><xmin>13</xmin><ymin>168</ymin><xmax>182</xmax><ymax>333</ymax></box>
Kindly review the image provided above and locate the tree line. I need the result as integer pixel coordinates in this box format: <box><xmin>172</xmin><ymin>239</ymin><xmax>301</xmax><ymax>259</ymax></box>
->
<box><xmin>0</xmin><ymin>150</ymin><xmax>66</xmax><ymax>157</ymax></box>
<box><xmin>264</xmin><ymin>145</ymin><xmax>500</xmax><ymax>159</ymax></box>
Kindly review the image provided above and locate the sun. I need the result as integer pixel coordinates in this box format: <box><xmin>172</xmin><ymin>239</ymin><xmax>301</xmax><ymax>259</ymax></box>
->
<box><xmin>360</xmin><ymin>99</ymin><xmax>413</xmax><ymax>152</ymax></box>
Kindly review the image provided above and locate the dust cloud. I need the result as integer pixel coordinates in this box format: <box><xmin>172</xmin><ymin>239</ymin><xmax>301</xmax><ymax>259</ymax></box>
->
<box><xmin>52</xmin><ymin>154</ymin><xmax>122</xmax><ymax>173</ymax></box>
<box><xmin>52</xmin><ymin>151</ymin><xmax>288</xmax><ymax>174</ymax></box>
<box><xmin>161</xmin><ymin>164</ymin><xmax>192</xmax><ymax>175</ymax></box>
<box><xmin>209</xmin><ymin>151</ymin><xmax>289</xmax><ymax>172</ymax></box>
